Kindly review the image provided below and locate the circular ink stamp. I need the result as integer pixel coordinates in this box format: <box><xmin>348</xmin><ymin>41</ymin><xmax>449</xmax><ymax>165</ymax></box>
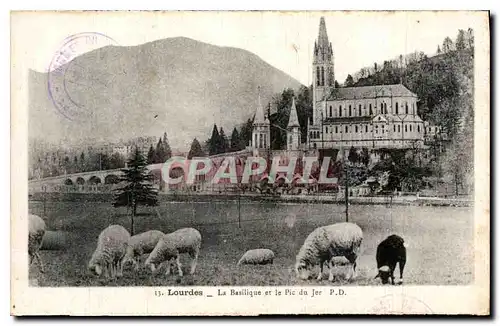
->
<box><xmin>47</xmin><ymin>32</ymin><xmax>119</xmax><ymax>121</ymax></box>
<box><xmin>369</xmin><ymin>293</ymin><xmax>434</xmax><ymax>315</ymax></box>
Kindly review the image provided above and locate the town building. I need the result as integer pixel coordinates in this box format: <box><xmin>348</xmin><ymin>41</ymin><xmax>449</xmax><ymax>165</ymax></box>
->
<box><xmin>306</xmin><ymin>17</ymin><xmax>440</xmax><ymax>151</ymax></box>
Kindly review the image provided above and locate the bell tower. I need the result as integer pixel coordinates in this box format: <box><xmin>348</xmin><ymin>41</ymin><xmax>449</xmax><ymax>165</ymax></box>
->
<box><xmin>312</xmin><ymin>17</ymin><xmax>335</xmax><ymax>125</ymax></box>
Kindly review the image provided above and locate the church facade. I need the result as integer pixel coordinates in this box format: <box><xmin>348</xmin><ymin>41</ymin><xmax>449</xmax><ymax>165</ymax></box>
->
<box><xmin>306</xmin><ymin>17</ymin><xmax>438</xmax><ymax>151</ymax></box>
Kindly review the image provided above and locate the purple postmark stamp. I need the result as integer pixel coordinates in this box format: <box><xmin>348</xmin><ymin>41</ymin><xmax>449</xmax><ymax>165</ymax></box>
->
<box><xmin>47</xmin><ymin>32</ymin><xmax>118</xmax><ymax>121</ymax></box>
<box><xmin>369</xmin><ymin>293</ymin><xmax>434</xmax><ymax>315</ymax></box>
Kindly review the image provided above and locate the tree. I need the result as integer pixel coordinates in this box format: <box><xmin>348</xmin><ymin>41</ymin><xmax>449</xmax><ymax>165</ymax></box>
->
<box><xmin>187</xmin><ymin>138</ymin><xmax>205</xmax><ymax>159</ymax></box>
<box><xmin>348</xmin><ymin>146</ymin><xmax>359</xmax><ymax>164</ymax></box>
<box><xmin>110</xmin><ymin>152</ymin><xmax>125</xmax><ymax>169</ymax></box>
<box><xmin>154</xmin><ymin>139</ymin><xmax>165</xmax><ymax>163</ymax></box>
<box><xmin>230</xmin><ymin>128</ymin><xmax>241</xmax><ymax>152</ymax></box>
<box><xmin>344</xmin><ymin>74</ymin><xmax>355</xmax><ymax>87</ymax></box>
<box><xmin>334</xmin><ymin>80</ymin><xmax>340</xmax><ymax>88</ymax></box>
<box><xmin>360</xmin><ymin>147</ymin><xmax>370</xmax><ymax>166</ymax></box>
<box><xmin>455</xmin><ymin>29</ymin><xmax>466</xmax><ymax>51</ymax></box>
<box><xmin>466</xmin><ymin>28</ymin><xmax>474</xmax><ymax>48</ymax></box>
<box><xmin>442</xmin><ymin>36</ymin><xmax>454</xmax><ymax>53</ymax></box>
<box><xmin>239</xmin><ymin>118</ymin><xmax>254</xmax><ymax>150</ymax></box>
<box><xmin>218</xmin><ymin>127</ymin><xmax>228</xmax><ymax>154</ymax></box>
<box><xmin>437</xmin><ymin>45</ymin><xmax>441</xmax><ymax>54</ymax></box>
<box><xmin>80</xmin><ymin>152</ymin><xmax>85</xmax><ymax>172</ymax></box>
<box><xmin>147</xmin><ymin>145</ymin><xmax>155</xmax><ymax>164</ymax></box>
<box><xmin>208</xmin><ymin>124</ymin><xmax>220</xmax><ymax>156</ymax></box>
<box><xmin>112</xmin><ymin>147</ymin><xmax>158</xmax><ymax>235</ymax></box>
<box><xmin>162</xmin><ymin>132</ymin><xmax>172</xmax><ymax>160</ymax></box>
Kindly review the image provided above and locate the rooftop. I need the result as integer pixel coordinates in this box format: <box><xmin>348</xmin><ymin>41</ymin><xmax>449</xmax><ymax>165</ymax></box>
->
<box><xmin>327</xmin><ymin>84</ymin><xmax>417</xmax><ymax>101</ymax></box>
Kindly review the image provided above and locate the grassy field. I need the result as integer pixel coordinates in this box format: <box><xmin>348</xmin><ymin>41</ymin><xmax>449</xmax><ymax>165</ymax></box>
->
<box><xmin>28</xmin><ymin>199</ymin><xmax>474</xmax><ymax>286</ymax></box>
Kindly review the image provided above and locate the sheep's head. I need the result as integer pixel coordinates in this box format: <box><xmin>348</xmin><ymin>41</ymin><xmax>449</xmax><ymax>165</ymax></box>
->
<box><xmin>88</xmin><ymin>261</ymin><xmax>103</xmax><ymax>276</ymax></box>
<box><xmin>374</xmin><ymin>265</ymin><xmax>391</xmax><ymax>284</ymax></box>
<box><xmin>295</xmin><ymin>260</ymin><xmax>312</xmax><ymax>280</ymax></box>
<box><xmin>144</xmin><ymin>254</ymin><xmax>159</xmax><ymax>273</ymax></box>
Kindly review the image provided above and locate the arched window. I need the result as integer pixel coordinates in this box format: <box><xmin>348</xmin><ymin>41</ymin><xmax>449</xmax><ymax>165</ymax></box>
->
<box><xmin>375</xmin><ymin>125</ymin><xmax>379</xmax><ymax>134</ymax></box>
<box><xmin>329</xmin><ymin>105</ymin><xmax>332</xmax><ymax>117</ymax></box>
<box><xmin>349</xmin><ymin>105</ymin><xmax>352</xmax><ymax>116</ymax></box>
<box><xmin>321</xmin><ymin>67</ymin><xmax>325</xmax><ymax>86</ymax></box>
<box><xmin>393</xmin><ymin>125</ymin><xmax>396</xmax><ymax>132</ymax></box>
<box><xmin>398</xmin><ymin>125</ymin><xmax>401</xmax><ymax>132</ymax></box>
<box><xmin>339</xmin><ymin>105</ymin><xmax>342</xmax><ymax>117</ymax></box>
<box><xmin>382</xmin><ymin>125</ymin><xmax>385</xmax><ymax>133</ymax></box>
<box><xmin>316</xmin><ymin>67</ymin><xmax>320</xmax><ymax>86</ymax></box>
<box><xmin>345</xmin><ymin>125</ymin><xmax>348</xmax><ymax>133</ymax></box>
<box><xmin>369</xmin><ymin>104</ymin><xmax>373</xmax><ymax>115</ymax></box>
<box><xmin>335</xmin><ymin>126</ymin><xmax>338</xmax><ymax>133</ymax></box>
<box><xmin>410</xmin><ymin>124</ymin><xmax>412</xmax><ymax>132</ymax></box>
<box><xmin>405</xmin><ymin>125</ymin><xmax>408</xmax><ymax>132</ymax></box>
<box><xmin>395</xmin><ymin>102</ymin><xmax>399</xmax><ymax>114</ymax></box>
<box><xmin>405</xmin><ymin>102</ymin><xmax>409</xmax><ymax>114</ymax></box>
<box><xmin>384</xmin><ymin>103</ymin><xmax>388</xmax><ymax>114</ymax></box>
<box><xmin>417</xmin><ymin>125</ymin><xmax>421</xmax><ymax>133</ymax></box>
<box><xmin>365</xmin><ymin>125</ymin><xmax>368</xmax><ymax>133</ymax></box>
<box><xmin>359</xmin><ymin>104</ymin><xmax>362</xmax><ymax>116</ymax></box>
<box><xmin>355</xmin><ymin>125</ymin><xmax>358</xmax><ymax>133</ymax></box>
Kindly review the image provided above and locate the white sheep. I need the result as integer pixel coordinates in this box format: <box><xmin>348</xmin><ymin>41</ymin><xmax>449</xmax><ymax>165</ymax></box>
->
<box><xmin>88</xmin><ymin>224</ymin><xmax>130</xmax><ymax>279</ymax></box>
<box><xmin>237</xmin><ymin>248</ymin><xmax>275</xmax><ymax>266</ymax></box>
<box><xmin>145</xmin><ymin>227</ymin><xmax>201</xmax><ymax>277</ymax></box>
<box><xmin>122</xmin><ymin>230</ymin><xmax>165</xmax><ymax>271</ymax></box>
<box><xmin>28</xmin><ymin>214</ymin><xmax>46</xmax><ymax>273</ymax></box>
<box><xmin>295</xmin><ymin>222</ymin><xmax>363</xmax><ymax>281</ymax></box>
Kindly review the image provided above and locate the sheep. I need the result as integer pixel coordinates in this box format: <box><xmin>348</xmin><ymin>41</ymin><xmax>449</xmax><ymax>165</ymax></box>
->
<box><xmin>237</xmin><ymin>249</ymin><xmax>275</xmax><ymax>266</ymax></box>
<box><xmin>374</xmin><ymin>234</ymin><xmax>406</xmax><ymax>285</ymax></box>
<box><xmin>88</xmin><ymin>224</ymin><xmax>130</xmax><ymax>279</ymax></box>
<box><xmin>295</xmin><ymin>222</ymin><xmax>363</xmax><ymax>282</ymax></box>
<box><xmin>121</xmin><ymin>230</ymin><xmax>165</xmax><ymax>271</ymax></box>
<box><xmin>28</xmin><ymin>214</ymin><xmax>46</xmax><ymax>273</ymax></box>
<box><xmin>145</xmin><ymin>228</ymin><xmax>201</xmax><ymax>277</ymax></box>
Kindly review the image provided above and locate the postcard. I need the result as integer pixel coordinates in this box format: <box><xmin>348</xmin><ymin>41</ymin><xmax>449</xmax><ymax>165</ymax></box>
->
<box><xmin>10</xmin><ymin>10</ymin><xmax>490</xmax><ymax>316</ymax></box>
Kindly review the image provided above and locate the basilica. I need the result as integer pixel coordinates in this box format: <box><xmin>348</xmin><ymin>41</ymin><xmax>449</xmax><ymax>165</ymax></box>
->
<box><xmin>251</xmin><ymin>17</ymin><xmax>440</xmax><ymax>154</ymax></box>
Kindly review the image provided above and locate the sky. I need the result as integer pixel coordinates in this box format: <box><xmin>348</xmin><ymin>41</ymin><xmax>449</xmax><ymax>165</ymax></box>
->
<box><xmin>13</xmin><ymin>11</ymin><xmax>483</xmax><ymax>85</ymax></box>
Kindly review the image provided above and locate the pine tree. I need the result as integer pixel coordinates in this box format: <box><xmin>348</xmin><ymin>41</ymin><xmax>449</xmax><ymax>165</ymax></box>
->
<box><xmin>208</xmin><ymin>124</ymin><xmax>220</xmax><ymax>156</ymax></box>
<box><xmin>154</xmin><ymin>139</ymin><xmax>165</xmax><ymax>163</ymax></box>
<box><xmin>230</xmin><ymin>128</ymin><xmax>240</xmax><ymax>152</ymax></box>
<box><xmin>147</xmin><ymin>144</ymin><xmax>155</xmax><ymax>164</ymax></box>
<box><xmin>112</xmin><ymin>147</ymin><xmax>158</xmax><ymax>235</ymax></box>
<box><xmin>187</xmin><ymin>138</ymin><xmax>205</xmax><ymax>159</ymax></box>
<box><xmin>162</xmin><ymin>132</ymin><xmax>172</xmax><ymax>160</ymax></box>
<box><xmin>218</xmin><ymin>127</ymin><xmax>228</xmax><ymax>154</ymax></box>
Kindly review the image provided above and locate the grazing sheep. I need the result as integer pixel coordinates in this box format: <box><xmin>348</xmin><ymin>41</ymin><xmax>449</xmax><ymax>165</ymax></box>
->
<box><xmin>145</xmin><ymin>228</ymin><xmax>201</xmax><ymax>277</ymax></box>
<box><xmin>122</xmin><ymin>230</ymin><xmax>165</xmax><ymax>271</ymax></box>
<box><xmin>28</xmin><ymin>214</ymin><xmax>46</xmax><ymax>273</ymax></box>
<box><xmin>88</xmin><ymin>225</ymin><xmax>130</xmax><ymax>279</ymax></box>
<box><xmin>237</xmin><ymin>249</ymin><xmax>275</xmax><ymax>266</ymax></box>
<box><xmin>295</xmin><ymin>222</ymin><xmax>363</xmax><ymax>281</ymax></box>
<box><xmin>374</xmin><ymin>234</ymin><xmax>406</xmax><ymax>285</ymax></box>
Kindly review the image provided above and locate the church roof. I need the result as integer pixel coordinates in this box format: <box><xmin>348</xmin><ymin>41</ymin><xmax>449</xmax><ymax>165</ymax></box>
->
<box><xmin>254</xmin><ymin>93</ymin><xmax>269</xmax><ymax>124</ymax></box>
<box><xmin>287</xmin><ymin>98</ymin><xmax>300</xmax><ymax>128</ymax></box>
<box><xmin>327</xmin><ymin>84</ymin><xmax>417</xmax><ymax>101</ymax></box>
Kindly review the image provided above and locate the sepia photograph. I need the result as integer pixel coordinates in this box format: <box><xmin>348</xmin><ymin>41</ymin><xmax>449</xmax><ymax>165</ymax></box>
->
<box><xmin>10</xmin><ymin>10</ymin><xmax>490</xmax><ymax>315</ymax></box>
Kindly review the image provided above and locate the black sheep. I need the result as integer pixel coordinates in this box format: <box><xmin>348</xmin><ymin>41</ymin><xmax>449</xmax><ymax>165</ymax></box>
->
<box><xmin>374</xmin><ymin>234</ymin><xmax>406</xmax><ymax>285</ymax></box>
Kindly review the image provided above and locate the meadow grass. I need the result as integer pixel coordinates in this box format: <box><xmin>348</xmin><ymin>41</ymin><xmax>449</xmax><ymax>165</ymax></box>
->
<box><xmin>28</xmin><ymin>199</ymin><xmax>474</xmax><ymax>286</ymax></box>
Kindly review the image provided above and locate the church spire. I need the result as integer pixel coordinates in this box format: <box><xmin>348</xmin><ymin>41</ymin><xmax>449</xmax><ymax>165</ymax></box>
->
<box><xmin>318</xmin><ymin>16</ymin><xmax>329</xmax><ymax>47</ymax></box>
<box><xmin>287</xmin><ymin>98</ymin><xmax>300</xmax><ymax>128</ymax></box>
<box><xmin>254</xmin><ymin>87</ymin><xmax>268</xmax><ymax>124</ymax></box>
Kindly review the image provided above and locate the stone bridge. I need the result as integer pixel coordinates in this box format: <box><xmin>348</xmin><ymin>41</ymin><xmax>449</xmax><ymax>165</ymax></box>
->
<box><xmin>28</xmin><ymin>163</ymin><xmax>164</xmax><ymax>193</ymax></box>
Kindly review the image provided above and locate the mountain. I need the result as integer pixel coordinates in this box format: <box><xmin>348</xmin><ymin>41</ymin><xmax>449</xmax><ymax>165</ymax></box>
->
<box><xmin>28</xmin><ymin>37</ymin><xmax>303</xmax><ymax>151</ymax></box>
